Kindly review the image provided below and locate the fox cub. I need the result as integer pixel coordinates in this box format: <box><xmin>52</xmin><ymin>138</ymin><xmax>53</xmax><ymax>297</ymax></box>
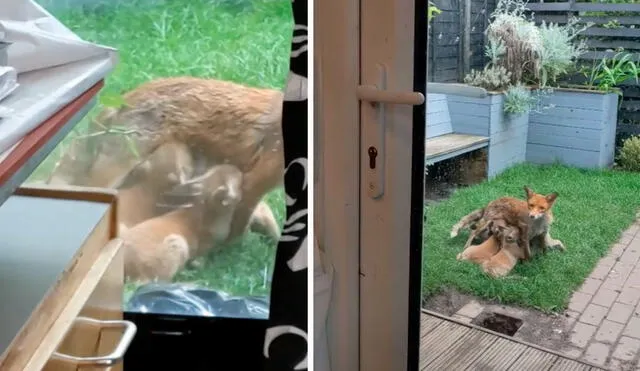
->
<box><xmin>122</xmin><ymin>164</ymin><xmax>243</xmax><ymax>283</ymax></box>
<box><xmin>457</xmin><ymin>219</ymin><xmax>526</xmax><ymax>278</ymax></box>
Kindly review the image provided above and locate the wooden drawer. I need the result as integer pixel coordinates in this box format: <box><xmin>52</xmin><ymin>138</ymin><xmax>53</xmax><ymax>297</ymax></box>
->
<box><xmin>0</xmin><ymin>186</ymin><xmax>135</xmax><ymax>371</ymax></box>
<box><xmin>40</xmin><ymin>239</ymin><xmax>131</xmax><ymax>371</ymax></box>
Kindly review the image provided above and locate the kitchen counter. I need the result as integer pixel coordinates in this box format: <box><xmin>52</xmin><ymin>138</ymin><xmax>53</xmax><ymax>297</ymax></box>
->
<box><xmin>0</xmin><ymin>194</ymin><xmax>111</xmax><ymax>355</ymax></box>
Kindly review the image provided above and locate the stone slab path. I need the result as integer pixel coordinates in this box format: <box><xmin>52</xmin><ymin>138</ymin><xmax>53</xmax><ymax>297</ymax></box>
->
<box><xmin>565</xmin><ymin>218</ymin><xmax>640</xmax><ymax>370</ymax></box>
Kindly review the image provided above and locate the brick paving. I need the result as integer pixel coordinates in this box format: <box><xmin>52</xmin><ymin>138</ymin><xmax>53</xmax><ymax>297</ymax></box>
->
<box><xmin>565</xmin><ymin>218</ymin><xmax>640</xmax><ymax>370</ymax></box>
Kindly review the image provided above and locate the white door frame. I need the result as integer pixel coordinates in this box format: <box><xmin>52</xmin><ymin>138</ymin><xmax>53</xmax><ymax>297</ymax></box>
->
<box><xmin>315</xmin><ymin>0</ymin><xmax>361</xmax><ymax>369</ymax></box>
<box><xmin>316</xmin><ymin>0</ymin><xmax>426</xmax><ymax>368</ymax></box>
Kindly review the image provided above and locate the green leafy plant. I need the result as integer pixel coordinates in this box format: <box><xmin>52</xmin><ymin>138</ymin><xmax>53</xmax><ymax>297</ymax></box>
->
<box><xmin>617</xmin><ymin>135</ymin><xmax>640</xmax><ymax>172</ymax></box>
<box><xmin>602</xmin><ymin>19</ymin><xmax>621</xmax><ymax>29</ymax></box>
<box><xmin>485</xmin><ymin>38</ymin><xmax>506</xmax><ymax>67</ymax></box>
<box><xmin>582</xmin><ymin>52</ymin><xmax>640</xmax><ymax>95</ymax></box>
<box><xmin>428</xmin><ymin>1</ymin><xmax>441</xmax><ymax>22</ymax></box>
<box><xmin>503</xmin><ymin>83</ymin><xmax>536</xmax><ymax>114</ymax></box>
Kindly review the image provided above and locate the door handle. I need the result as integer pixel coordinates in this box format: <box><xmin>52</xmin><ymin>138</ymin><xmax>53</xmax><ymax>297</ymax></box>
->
<box><xmin>356</xmin><ymin>85</ymin><xmax>425</xmax><ymax>105</ymax></box>
<box><xmin>358</xmin><ymin>64</ymin><xmax>425</xmax><ymax>199</ymax></box>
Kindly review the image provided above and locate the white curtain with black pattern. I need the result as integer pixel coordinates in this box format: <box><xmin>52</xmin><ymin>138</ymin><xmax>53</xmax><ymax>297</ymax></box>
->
<box><xmin>262</xmin><ymin>0</ymin><xmax>309</xmax><ymax>370</ymax></box>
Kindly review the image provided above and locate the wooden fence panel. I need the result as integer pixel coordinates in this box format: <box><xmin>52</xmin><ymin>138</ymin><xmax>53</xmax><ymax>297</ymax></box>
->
<box><xmin>428</xmin><ymin>0</ymin><xmax>496</xmax><ymax>83</ymax></box>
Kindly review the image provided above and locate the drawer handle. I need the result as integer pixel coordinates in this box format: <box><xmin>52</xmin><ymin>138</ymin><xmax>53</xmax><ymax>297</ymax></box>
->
<box><xmin>51</xmin><ymin>317</ymin><xmax>137</xmax><ymax>367</ymax></box>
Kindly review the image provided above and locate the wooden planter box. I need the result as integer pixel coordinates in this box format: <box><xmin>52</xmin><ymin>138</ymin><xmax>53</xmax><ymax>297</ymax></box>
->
<box><xmin>446</xmin><ymin>92</ymin><xmax>529</xmax><ymax>177</ymax></box>
<box><xmin>526</xmin><ymin>89</ymin><xmax>619</xmax><ymax>169</ymax></box>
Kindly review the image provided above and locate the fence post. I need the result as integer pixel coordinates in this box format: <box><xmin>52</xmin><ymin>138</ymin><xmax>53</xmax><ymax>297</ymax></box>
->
<box><xmin>428</xmin><ymin>9</ymin><xmax>434</xmax><ymax>82</ymax></box>
<box><xmin>459</xmin><ymin>0</ymin><xmax>471</xmax><ymax>80</ymax></box>
<box><xmin>568</xmin><ymin>0</ymin><xmax>576</xmax><ymax>20</ymax></box>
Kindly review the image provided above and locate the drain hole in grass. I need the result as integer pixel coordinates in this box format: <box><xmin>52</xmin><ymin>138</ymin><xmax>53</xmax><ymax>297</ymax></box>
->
<box><xmin>473</xmin><ymin>312</ymin><xmax>523</xmax><ymax>336</ymax></box>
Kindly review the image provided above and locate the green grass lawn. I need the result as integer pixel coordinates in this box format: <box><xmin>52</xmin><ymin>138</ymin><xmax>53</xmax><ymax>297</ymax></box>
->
<box><xmin>423</xmin><ymin>163</ymin><xmax>640</xmax><ymax>312</ymax></box>
<box><xmin>32</xmin><ymin>0</ymin><xmax>293</xmax><ymax>298</ymax></box>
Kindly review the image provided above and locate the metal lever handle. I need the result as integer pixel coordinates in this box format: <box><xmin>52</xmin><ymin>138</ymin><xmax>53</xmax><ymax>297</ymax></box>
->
<box><xmin>51</xmin><ymin>317</ymin><xmax>137</xmax><ymax>367</ymax></box>
<box><xmin>356</xmin><ymin>85</ymin><xmax>425</xmax><ymax>105</ymax></box>
<box><xmin>358</xmin><ymin>64</ymin><xmax>425</xmax><ymax>200</ymax></box>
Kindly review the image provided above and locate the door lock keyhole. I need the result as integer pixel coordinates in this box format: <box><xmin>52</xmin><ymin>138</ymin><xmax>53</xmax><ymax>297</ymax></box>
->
<box><xmin>368</xmin><ymin>146</ymin><xmax>378</xmax><ymax>169</ymax></box>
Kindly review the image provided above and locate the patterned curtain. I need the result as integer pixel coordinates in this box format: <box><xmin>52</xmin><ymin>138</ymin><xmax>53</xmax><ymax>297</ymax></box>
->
<box><xmin>262</xmin><ymin>0</ymin><xmax>309</xmax><ymax>370</ymax></box>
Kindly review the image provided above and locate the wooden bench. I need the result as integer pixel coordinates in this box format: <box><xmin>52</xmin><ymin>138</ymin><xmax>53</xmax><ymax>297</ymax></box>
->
<box><xmin>425</xmin><ymin>83</ymin><xmax>529</xmax><ymax>178</ymax></box>
<box><xmin>426</xmin><ymin>93</ymin><xmax>489</xmax><ymax>164</ymax></box>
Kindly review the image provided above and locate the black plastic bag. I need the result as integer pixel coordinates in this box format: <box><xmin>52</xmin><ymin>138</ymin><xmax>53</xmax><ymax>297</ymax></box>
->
<box><xmin>125</xmin><ymin>282</ymin><xmax>270</xmax><ymax>319</ymax></box>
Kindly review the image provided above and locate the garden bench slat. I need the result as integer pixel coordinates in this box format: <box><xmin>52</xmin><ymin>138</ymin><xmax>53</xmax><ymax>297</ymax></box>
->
<box><xmin>425</xmin><ymin>133</ymin><xmax>489</xmax><ymax>163</ymax></box>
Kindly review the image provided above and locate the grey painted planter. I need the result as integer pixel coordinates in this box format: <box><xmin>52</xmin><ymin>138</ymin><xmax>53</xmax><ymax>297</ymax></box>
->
<box><xmin>526</xmin><ymin>89</ymin><xmax>619</xmax><ymax>169</ymax></box>
<box><xmin>0</xmin><ymin>42</ymin><xmax>8</xmax><ymax>66</ymax></box>
<box><xmin>447</xmin><ymin>92</ymin><xmax>529</xmax><ymax>178</ymax></box>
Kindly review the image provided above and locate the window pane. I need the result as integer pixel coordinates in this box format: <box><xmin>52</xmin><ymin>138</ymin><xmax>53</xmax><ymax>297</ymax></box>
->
<box><xmin>27</xmin><ymin>0</ymin><xmax>293</xmax><ymax>319</ymax></box>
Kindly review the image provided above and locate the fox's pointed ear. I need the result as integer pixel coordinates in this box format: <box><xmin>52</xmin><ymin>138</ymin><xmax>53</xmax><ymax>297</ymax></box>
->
<box><xmin>524</xmin><ymin>186</ymin><xmax>534</xmax><ymax>199</ymax></box>
<box><xmin>546</xmin><ymin>192</ymin><xmax>558</xmax><ymax>204</ymax></box>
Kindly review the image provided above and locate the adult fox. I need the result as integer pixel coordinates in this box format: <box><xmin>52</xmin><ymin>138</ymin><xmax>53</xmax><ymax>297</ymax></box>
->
<box><xmin>450</xmin><ymin>186</ymin><xmax>565</xmax><ymax>259</ymax></box>
<box><xmin>48</xmin><ymin>77</ymin><xmax>285</xmax><ymax>241</ymax></box>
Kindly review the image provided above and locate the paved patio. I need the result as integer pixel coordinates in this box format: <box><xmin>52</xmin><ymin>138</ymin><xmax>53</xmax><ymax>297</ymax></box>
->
<box><xmin>564</xmin><ymin>218</ymin><xmax>640</xmax><ymax>370</ymax></box>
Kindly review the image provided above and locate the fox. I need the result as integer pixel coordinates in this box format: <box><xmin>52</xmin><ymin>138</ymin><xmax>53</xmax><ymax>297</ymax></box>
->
<box><xmin>452</xmin><ymin>196</ymin><xmax>532</xmax><ymax>260</ymax></box>
<box><xmin>456</xmin><ymin>218</ymin><xmax>518</xmax><ymax>264</ymax></box>
<box><xmin>481</xmin><ymin>229</ymin><xmax>528</xmax><ymax>278</ymax></box>
<box><xmin>247</xmin><ymin>200</ymin><xmax>281</xmax><ymax>241</ymax></box>
<box><xmin>47</xmin><ymin>131</ymin><xmax>140</xmax><ymax>188</ymax></box>
<box><xmin>456</xmin><ymin>228</ymin><xmax>501</xmax><ymax>265</ymax></box>
<box><xmin>111</xmin><ymin>141</ymin><xmax>195</xmax><ymax>230</ymax></box>
<box><xmin>450</xmin><ymin>186</ymin><xmax>564</xmax><ymax>260</ymax></box>
<box><xmin>48</xmin><ymin>132</ymin><xmax>280</xmax><ymax>240</ymax></box>
<box><xmin>122</xmin><ymin>164</ymin><xmax>243</xmax><ymax>283</ymax></box>
<box><xmin>457</xmin><ymin>219</ymin><xmax>526</xmax><ymax>278</ymax></box>
<box><xmin>47</xmin><ymin>76</ymin><xmax>285</xmax><ymax>242</ymax></box>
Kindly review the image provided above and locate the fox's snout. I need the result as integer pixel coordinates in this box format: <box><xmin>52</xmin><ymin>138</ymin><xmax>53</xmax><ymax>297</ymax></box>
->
<box><xmin>528</xmin><ymin>210</ymin><xmax>546</xmax><ymax>220</ymax></box>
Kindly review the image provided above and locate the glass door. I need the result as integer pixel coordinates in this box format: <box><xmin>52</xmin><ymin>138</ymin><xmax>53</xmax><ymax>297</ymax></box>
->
<box><xmin>332</xmin><ymin>0</ymin><xmax>640</xmax><ymax>368</ymax></box>
<box><xmin>358</xmin><ymin>0</ymin><xmax>427</xmax><ymax>370</ymax></box>
<box><xmin>419</xmin><ymin>0</ymin><xmax>640</xmax><ymax>370</ymax></box>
